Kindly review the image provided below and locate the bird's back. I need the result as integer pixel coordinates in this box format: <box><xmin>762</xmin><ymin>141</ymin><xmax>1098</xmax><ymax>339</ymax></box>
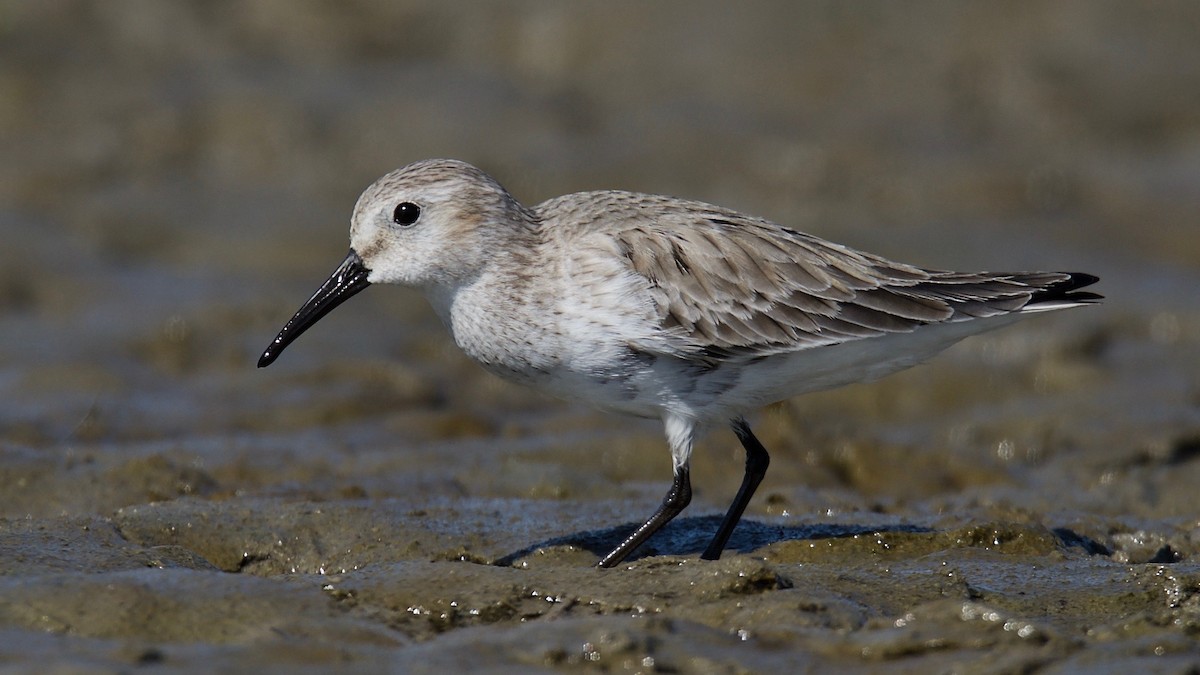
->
<box><xmin>537</xmin><ymin>190</ymin><xmax>1100</xmax><ymax>364</ymax></box>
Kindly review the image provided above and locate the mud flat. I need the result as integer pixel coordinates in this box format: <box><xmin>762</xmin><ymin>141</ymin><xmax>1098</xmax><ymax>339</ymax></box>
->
<box><xmin>2</xmin><ymin>2</ymin><xmax>1199</xmax><ymax>672</ymax></box>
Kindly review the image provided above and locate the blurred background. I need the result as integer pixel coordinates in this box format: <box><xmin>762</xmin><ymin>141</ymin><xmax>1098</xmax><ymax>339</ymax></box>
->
<box><xmin>3</xmin><ymin>1</ymin><xmax>1200</xmax><ymax>670</ymax></box>
<box><xmin>4</xmin><ymin>0</ymin><xmax>1197</xmax><ymax>430</ymax></box>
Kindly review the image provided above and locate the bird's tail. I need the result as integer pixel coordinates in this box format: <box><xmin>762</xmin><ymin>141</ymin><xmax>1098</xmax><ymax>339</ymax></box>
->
<box><xmin>1020</xmin><ymin>272</ymin><xmax>1103</xmax><ymax>313</ymax></box>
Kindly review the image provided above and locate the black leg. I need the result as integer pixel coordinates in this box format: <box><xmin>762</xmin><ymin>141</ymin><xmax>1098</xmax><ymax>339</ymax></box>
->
<box><xmin>700</xmin><ymin>416</ymin><xmax>770</xmax><ymax>561</ymax></box>
<box><xmin>597</xmin><ymin>464</ymin><xmax>692</xmax><ymax>568</ymax></box>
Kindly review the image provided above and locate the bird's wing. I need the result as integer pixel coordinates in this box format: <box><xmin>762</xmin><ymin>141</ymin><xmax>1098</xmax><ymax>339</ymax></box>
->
<box><xmin>582</xmin><ymin>194</ymin><xmax>1091</xmax><ymax>363</ymax></box>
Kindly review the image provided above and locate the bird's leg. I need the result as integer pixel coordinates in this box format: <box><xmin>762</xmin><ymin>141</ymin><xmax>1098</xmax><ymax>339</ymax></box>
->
<box><xmin>701</xmin><ymin>416</ymin><xmax>771</xmax><ymax>560</ymax></box>
<box><xmin>596</xmin><ymin>464</ymin><xmax>692</xmax><ymax>568</ymax></box>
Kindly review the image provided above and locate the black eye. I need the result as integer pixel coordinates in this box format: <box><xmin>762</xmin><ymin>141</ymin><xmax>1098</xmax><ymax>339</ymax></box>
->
<box><xmin>392</xmin><ymin>202</ymin><xmax>421</xmax><ymax>226</ymax></box>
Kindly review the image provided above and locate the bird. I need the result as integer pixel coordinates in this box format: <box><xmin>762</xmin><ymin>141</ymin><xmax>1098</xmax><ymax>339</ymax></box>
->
<box><xmin>257</xmin><ymin>158</ymin><xmax>1101</xmax><ymax>568</ymax></box>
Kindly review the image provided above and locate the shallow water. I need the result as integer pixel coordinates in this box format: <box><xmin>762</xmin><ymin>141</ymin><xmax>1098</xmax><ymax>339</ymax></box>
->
<box><xmin>3</xmin><ymin>2</ymin><xmax>1200</xmax><ymax>672</ymax></box>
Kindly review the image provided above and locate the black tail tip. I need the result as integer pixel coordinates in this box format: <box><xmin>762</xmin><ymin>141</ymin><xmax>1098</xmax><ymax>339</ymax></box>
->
<box><xmin>1063</xmin><ymin>272</ymin><xmax>1100</xmax><ymax>290</ymax></box>
<box><xmin>1038</xmin><ymin>272</ymin><xmax>1103</xmax><ymax>305</ymax></box>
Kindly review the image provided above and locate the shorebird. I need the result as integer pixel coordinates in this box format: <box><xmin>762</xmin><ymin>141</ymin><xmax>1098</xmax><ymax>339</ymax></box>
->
<box><xmin>258</xmin><ymin>159</ymin><xmax>1101</xmax><ymax>568</ymax></box>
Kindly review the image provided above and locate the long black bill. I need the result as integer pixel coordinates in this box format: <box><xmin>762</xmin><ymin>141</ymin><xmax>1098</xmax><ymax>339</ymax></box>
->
<box><xmin>257</xmin><ymin>249</ymin><xmax>371</xmax><ymax>368</ymax></box>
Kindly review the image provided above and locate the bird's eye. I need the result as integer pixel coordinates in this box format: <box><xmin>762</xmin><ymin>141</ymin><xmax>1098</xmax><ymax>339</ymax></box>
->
<box><xmin>392</xmin><ymin>202</ymin><xmax>421</xmax><ymax>226</ymax></box>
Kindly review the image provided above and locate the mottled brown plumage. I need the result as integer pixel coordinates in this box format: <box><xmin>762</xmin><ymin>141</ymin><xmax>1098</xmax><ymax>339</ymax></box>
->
<box><xmin>541</xmin><ymin>191</ymin><xmax>1095</xmax><ymax>363</ymax></box>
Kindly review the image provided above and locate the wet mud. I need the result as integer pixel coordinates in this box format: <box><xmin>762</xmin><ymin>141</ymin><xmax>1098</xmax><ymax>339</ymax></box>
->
<box><xmin>3</xmin><ymin>2</ymin><xmax>1200</xmax><ymax>672</ymax></box>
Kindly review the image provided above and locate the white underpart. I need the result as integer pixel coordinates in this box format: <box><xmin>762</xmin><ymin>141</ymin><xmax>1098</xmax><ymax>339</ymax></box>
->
<box><xmin>662</xmin><ymin>409</ymin><xmax>698</xmax><ymax>470</ymax></box>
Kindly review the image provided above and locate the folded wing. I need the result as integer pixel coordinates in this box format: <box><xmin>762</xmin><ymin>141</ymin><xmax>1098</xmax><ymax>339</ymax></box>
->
<box><xmin>605</xmin><ymin>203</ymin><xmax>1100</xmax><ymax>363</ymax></box>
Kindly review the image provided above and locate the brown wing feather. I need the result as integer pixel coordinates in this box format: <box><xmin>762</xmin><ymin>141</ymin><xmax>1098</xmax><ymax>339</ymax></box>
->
<box><xmin>549</xmin><ymin>191</ymin><xmax>1093</xmax><ymax>363</ymax></box>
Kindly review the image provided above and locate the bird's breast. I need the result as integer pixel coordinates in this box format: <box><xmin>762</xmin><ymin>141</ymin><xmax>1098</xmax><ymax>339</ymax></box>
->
<box><xmin>433</xmin><ymin>274</ymin><xmax>676</xmax><ymax>412</ymax></box>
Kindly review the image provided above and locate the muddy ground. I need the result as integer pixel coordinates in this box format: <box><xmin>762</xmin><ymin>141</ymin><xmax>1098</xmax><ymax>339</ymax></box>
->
<box><xmin>2</xmin><ymin>2</ymin><xmax>1200</xmax><ymax>672</ymax></box>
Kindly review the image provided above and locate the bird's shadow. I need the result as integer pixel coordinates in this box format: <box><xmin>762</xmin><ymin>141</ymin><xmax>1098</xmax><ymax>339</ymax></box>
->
<box><xmin>494</xmin><ymin>517</ymin><xmax>1114</xmax><ymax>566</ymax></box>
<box><xmin>494</xmin><ymin>515</ymin><xmax>932</xmax><ymax>567</ymax></box>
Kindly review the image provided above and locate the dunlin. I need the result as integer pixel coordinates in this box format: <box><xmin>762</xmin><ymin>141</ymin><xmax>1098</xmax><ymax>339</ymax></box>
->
<box><xmin>258</xmin><ymin>159</ymin><xmax>1101</xmax><ymax>567</ymax></box>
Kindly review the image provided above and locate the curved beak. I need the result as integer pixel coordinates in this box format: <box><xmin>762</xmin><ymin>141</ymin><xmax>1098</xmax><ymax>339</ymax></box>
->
<box><xmin>257</xmin><ymin>249</ymin><xmax>371</xmax><ymax>368</ymax></box>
